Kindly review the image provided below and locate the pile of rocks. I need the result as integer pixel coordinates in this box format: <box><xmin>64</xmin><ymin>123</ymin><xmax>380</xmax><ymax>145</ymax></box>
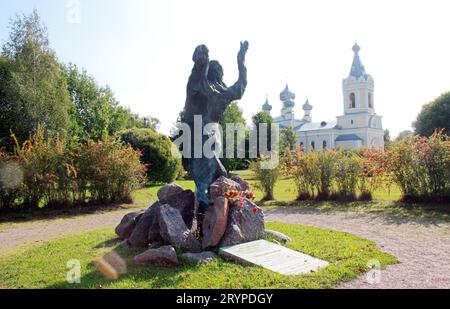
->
<box><xmin>115</xmin><ymin>176</ymin><xmax>266</xmax><ymax>267</ymax></box>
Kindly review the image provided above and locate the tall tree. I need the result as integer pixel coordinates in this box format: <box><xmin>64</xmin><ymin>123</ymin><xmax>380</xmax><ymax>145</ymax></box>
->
<box><xmin>1</xmin><ymin>10</ymin><xmax>74</xmax><ymax>144</ymax></box>
<box><xmin>413</xmin><ymin>92</ymin><xmax>450</xmax><ymax>136</ymax></box>
<box><xmin>384</xmin><ymin>129</ymin><xmax>392</xmax><ymax>147</ymax></box>
<box><xmin>219</xmin><ymin>102</ymin><xmax>247</xmax><ymax>171</ymax></box>
<box><xmin>252</xmin><ymin>110</ymin><xmax>273</xmax><ymax>157</ymax></box>
<box><xmin>0</xmin><ymin>55</ymin><xmax>17</xmax><ymax>149</ymax></box>
<box><xmin>281</xmin><ymin>127</ymin><xmax>297</xmax><ymax>153</ymax></box>
<box><xmin>64</xmin><ymin>64</ymin><xmax>159</xmax><ymax>141</ymax></box>
<box><xmin>396</xmin><ymin>130</ymin><xmax>414</xmax><ymax>142</ymax></box>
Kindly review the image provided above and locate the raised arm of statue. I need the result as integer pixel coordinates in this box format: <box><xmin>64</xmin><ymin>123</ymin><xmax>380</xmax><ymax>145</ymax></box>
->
<box><xmin>224</xmin><ymin>41</ymin><xmax>249</xmax><ymax>101</ymax></box>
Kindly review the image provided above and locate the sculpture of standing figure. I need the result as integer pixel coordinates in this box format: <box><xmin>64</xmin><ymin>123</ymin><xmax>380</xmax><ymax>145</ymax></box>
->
<box><xmin>184</xmin><ymin>41</ymin><xmax>249</xmax><ymax>213</ymax></box>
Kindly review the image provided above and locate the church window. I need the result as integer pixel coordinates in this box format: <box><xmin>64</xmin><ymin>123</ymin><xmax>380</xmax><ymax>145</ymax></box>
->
<box><xmin>323</xmin><ymin>140</ymin><xmax>327</xmax><ymax>149</ymax></box>
<box><xmin>311</xmin><ymin>141</ymin><xmax>315</xmax><ymax>150</ymax></box>
<box><xmin>368</xmin><ymin>93</ymin><xmax>373</xmax><ymax>108</ymax></box>
<box><xmin>349</xmin><ymin>93</ymin><xmax>356</xmax><ymax>108</ymax></box>
<box><xmin>351</xmin><ymin>120</ymin><xmax>354</xmax><ymax>125</ymax></box>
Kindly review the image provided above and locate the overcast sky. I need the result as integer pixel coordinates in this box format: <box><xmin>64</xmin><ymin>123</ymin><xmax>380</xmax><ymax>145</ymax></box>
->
<box><xmin>1</xmin><ymin>0</ymin><xmax>449</xmax><ymax>137</ymax></box>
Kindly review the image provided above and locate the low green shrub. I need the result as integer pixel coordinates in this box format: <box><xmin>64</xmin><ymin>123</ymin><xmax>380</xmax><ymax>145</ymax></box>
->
<box><xmin>316</xmin><ymin>150</ymin><xmax>336</xmax><ymax>199</ymax></box>
<box><xmin>119</xmin><ymin>128</ymin><xmax>182</xmax><ymax>184</ymax></box>
<box><xmin>250</xmin><ymin>158</ymin><xmax>280</xmax><ymax>201</ymax></box>
<box><xmin>0</xmin><ymin>148</ymin><xmax>21</xmax><ymax>209</ymax></box>
<box><xmin>332</xmin><ymin>150</ymin><xmax>360</xmax><ymax>201</ymax></box>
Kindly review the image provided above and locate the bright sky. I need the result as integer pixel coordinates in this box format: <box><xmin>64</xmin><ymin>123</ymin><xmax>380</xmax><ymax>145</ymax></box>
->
<box><xmin>1</xmin><ymin>0</ymin><xmax>449</xmax><ymax>138</ymax></box>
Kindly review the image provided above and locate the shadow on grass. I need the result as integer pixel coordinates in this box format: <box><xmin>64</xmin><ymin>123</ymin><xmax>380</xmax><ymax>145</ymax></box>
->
<box><xmin>47</xmin><ymin>262</ymin><xmax>188</xmax><ymax>289</ymax></box>
<box><xmin>45</xmin><ymin>240</ymin><xmax>203</xmax><ymax>289</ymax></box>
<box><xmin>94</xmin><ymin>238</ymin><xmax>125</xmax><ymax>249</ymax></box>
<box><xmin>0</xmin><ymin>221</ymin><xmax>398</xmax><ymax>289</ymax></box>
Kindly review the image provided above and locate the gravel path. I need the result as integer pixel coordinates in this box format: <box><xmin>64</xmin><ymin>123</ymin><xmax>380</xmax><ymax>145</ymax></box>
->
<box><xmin>265</xmin><ymin>208</ymin><xmax>450</xmax><ymax>289</ymax></box>
<box><xmin>1</xmin><ymin>207</ymin><xmax>449</xmax><ymax>288</ymax></box>
<box><xmin>0</xmin><ymin>208</ymin><xmax>133</xmax><ymax>256</ymax></box>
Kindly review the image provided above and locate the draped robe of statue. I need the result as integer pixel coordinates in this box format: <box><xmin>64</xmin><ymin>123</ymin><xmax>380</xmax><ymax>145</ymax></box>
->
<box><xmin>183</xmin><ymin>42</ymin><xmax>248</xmax><ymax>213</ymax></box>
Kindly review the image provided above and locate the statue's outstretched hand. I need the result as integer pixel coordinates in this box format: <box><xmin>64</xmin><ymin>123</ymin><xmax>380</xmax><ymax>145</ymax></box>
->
<box><xmin>238</xmin><ymin>41</ymin><xmax>249</xmax><ymax>65</ymax></box>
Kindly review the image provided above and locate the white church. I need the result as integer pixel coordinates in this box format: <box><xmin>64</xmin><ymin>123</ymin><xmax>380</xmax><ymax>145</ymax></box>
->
<box><xmin>262</xmin><ymin>43</ymin><xmax>385</xmax><ymax>151</ymax></box>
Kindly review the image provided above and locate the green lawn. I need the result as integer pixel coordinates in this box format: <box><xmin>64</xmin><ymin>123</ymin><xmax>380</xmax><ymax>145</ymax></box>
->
<box><xmin>137</xmin><ymin>171</ymin><xmax>448</xmax><ymax>222</ymax></box>
<box><xmin>144</xmin><ymin>170</ymin><xmax>402</xmax><ymax>205</ymax></box>
<box><xmin>0</xmin><ymin>222</ymin><xmax>397</xmax><ymax>289</ymax></box>
<box><xmin>2</xmin><ymin>170</ymin><xmax>446</xmax><ymax>227</ymax></box>
<box><xmin>231</xmin><ymin>169</ymin><xmax>403</xmax><ymax>202</ymax></box>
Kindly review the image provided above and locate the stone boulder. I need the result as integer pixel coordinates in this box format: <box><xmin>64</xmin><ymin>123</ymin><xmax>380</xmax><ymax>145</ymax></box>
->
<box><xmin>157</xmin><ymin>183</ymin><xmax>183</xmax><ymax>201</ymax></box>
<box><xmin>266</xmin><ymin>229</ymin><xmax>292</xmax><ymax>244</ymax></box>
<box><xmin>148</xmin><ymin>241</ymin><xmax>165</xmax><ymax>249</ymax></box>
<box><xmin>134</xmin><ymin>245</ymin><xmax>179</xmax><ymax>267</ymax></box>
<box><xmin>128</xmin><ymin>205</ymin><xmax>161</xmax><ymax>247</ymax></box>
<box><xmin>202</xmin><ymin>197</ymin><xmax>229</xmax><ymax>249</ymax></box>
<box><xmin>220</xmin><ymin>199</ymin><xmax>266</xmax><ymax>247</ymax></box>
<box><xmin>126</xmin><ymin>189</ymin><xmax>195</xmax><ymax>247</ymax></box>
<box><xmin>160</xmin><ymin>189</ymin><xmax>196</xmax><ymax>229</ymax></box>
<box><xmin>181</xmin><ymin>252</ymin><xmax>217</xmax><ymax>265</ymax></box>
<box><xmin>159</xmin><ymin>204</ymin><xmax>202</xmax><ymax>253</ymax></box>
<box><xmin>209</xmin><ymin>176</ymin><xmax>241</xmax><ymax>200</ymax></box>
<box><xmin>115</xmin><ymin>210</ymin><xmax>145</xmax><ymax>240</ymax></box>
<box><xmin>230</xmin><ymin>175</ymin><xmax>250</xmax><ymax>192</ymax></box>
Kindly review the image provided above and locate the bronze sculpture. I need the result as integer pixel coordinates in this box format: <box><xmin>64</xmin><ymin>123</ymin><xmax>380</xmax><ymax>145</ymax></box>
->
<box><xmin>183</xmin><ymin>41</ymin><xmax>249</xmax><ymax>213</ymax></box>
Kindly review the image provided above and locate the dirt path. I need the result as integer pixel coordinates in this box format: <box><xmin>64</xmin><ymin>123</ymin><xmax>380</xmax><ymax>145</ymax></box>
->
<box><xmin>1</xmin><ymin>206</ymin><xmax>449</xmax><ymax>288</ymax></box>
<box><xmin>265</xmin><ymin>208</ymin><xmax>450</xmax><ymax>289</ymax></box>
<box><xmin>0</xmin><ymin>208</ymin><xmax>134</xmax><ymax>256</ymax></box>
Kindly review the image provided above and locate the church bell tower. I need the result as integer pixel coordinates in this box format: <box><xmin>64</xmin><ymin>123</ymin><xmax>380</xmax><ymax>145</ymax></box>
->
<box><xmin>342</xmin><ymin>42</ymin><xmax>375</xmax><ymax>115</ymax></box>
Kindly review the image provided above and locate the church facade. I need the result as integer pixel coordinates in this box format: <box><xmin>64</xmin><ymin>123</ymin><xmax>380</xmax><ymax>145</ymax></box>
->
<box><xmin>262</xmin><ymin>43</ymin><xmax>385</xmax><ymax>151</ymax></box>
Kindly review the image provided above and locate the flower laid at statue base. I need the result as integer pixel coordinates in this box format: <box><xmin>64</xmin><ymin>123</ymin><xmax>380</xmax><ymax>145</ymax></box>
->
<box><xmin>223</xmin><ymin>189</ymin><xmax>258</xmax><ymax>214</ymax></box>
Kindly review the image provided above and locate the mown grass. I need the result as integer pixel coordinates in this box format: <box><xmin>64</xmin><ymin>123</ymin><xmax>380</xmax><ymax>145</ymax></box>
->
<box><xmin>1</xmin><ymin>169</ymin><xmax>448</xmax><ymax>227</ymax></box>
<box><xmin>0</xmin><ymin>222</ymin><xmax>397</xmax><ymax>289</ymax></box>
<box><xmin>232</xmin><ymin>169</ymin><xmax>403</xmax><ymax>202</ymax></box>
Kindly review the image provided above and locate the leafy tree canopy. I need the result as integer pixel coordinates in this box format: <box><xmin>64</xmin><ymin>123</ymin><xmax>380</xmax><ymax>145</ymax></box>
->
<box><xmin>0</xmin><ymin>10</ymin><xmax>160</xmax><ymax>149</ymax></box>
<box><xmin>413</xmin><ymin>92</ymin><xmax>450</xmax><ymax>136</ymax></box>
<box><xmin>281</xmin><ymin>127</ymin><xmax>297</xmax><ymax>153</ymax></box>
<box><xmin>220</xmin><ymin>102</ymin><xmax>248</xmax><ymax>171</ymax></box>
<box><xmin>252</xmin><ymin>110</ymin><xmax>274</xmax><ymax>156</ymax></box>
<box><xmin>384</xmin><ymin>129</ymin><xmax>392</xmax><ymax>147</ymax></box>
<box><xmin>396</xmin><ymin>130</ymin><xmax>414</xmax><ymax>142</ymax></box>
<box><xmin>0</xmin><ymin>10</ymin><xmax>73</xmax><ymax>146</ymax></box>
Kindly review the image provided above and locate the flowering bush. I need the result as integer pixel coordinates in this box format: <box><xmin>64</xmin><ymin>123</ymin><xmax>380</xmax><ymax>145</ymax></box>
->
<box><xmin>332</xmin><ymin>150</ymin><xmax>361</xmax><ymax>201</ymax></box>
<box><xmin>0</xmin><ymin>130</ymin><xmax>146</xmax><ymax>211</ymax></box>
<box><xmin>283</xmin><ymin>148</ymin><xmax>381</xmax><ymax>201</ymax></box>
<box><xmin>282</xmin><ymin>148</ymin><xmax>319</xmax><ymax>200</ymax></box>
<box><xmin>76</xmin><ymin>138</ymin><xmax>146</xmax><ymax>204</ymax></box>
<box><xmin>358</xmin><ymin>149</ymin><xmax>387</xmax><ymax>200</ymax></box>
<box><xmin>281</xmin><ymin>131</ymin><xmax>449</xmax><ymax>203</ymax></box>
<box><xmin>385</xmin><ymin>130</ymin><xmax>449</xmax><ymax>202</ymax></box>
<box><xmin>12</xmin><ymin>130</ymin><xmax>76</xmax><ymax>208</ymax></box>
<box><xmin>316</xmin><ymin>150</ymin><xmax>336</xmax><ymax>199</ymax></box>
